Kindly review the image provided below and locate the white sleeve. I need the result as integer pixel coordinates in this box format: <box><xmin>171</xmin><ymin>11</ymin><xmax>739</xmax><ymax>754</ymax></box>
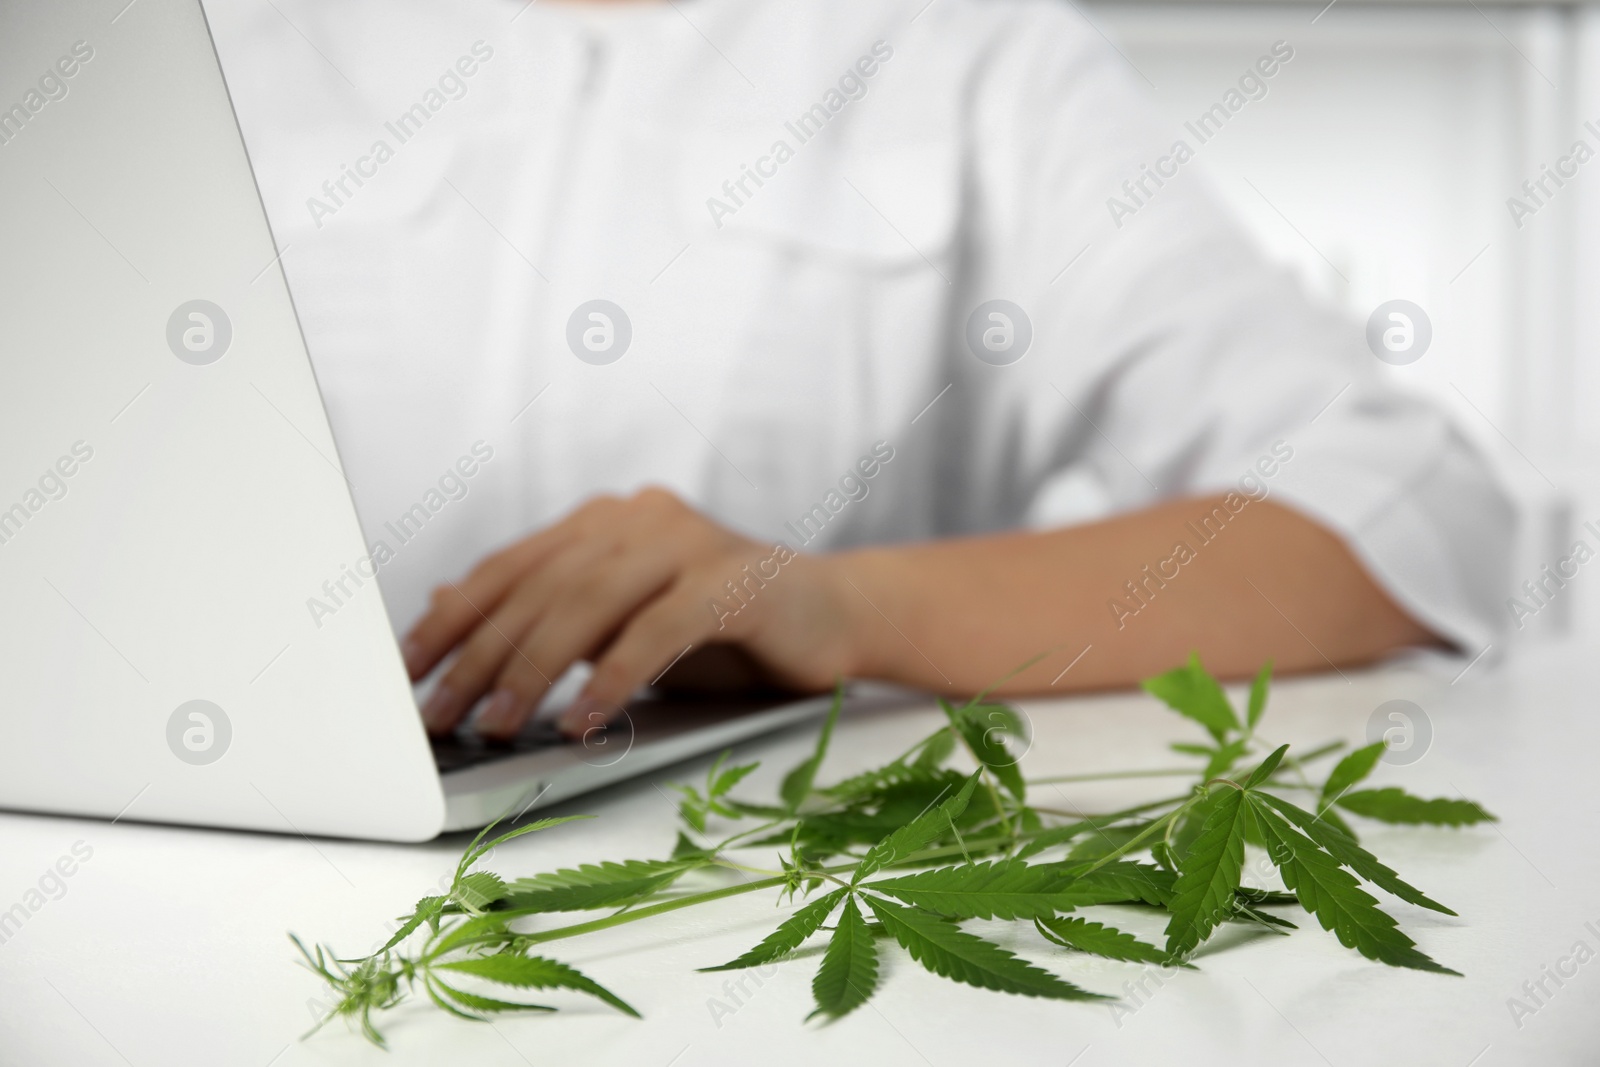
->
<box><xmin>947</xmin><ymin>1</ymin><xmax>1513</xmax><ymax>652</ymax></box>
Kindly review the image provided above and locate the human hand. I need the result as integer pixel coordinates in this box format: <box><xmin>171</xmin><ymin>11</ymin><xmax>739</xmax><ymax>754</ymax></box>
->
<box><xmin>401</xmin><ymin>488</ymin><xmax>859</xmax><ymax>740</ymax></box>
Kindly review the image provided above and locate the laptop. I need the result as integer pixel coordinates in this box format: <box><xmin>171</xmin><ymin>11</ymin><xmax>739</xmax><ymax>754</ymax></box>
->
<box><xmin>0</xmin><ymin>0</ymin><xmax>832</xmax><ymax>841</ymax></box>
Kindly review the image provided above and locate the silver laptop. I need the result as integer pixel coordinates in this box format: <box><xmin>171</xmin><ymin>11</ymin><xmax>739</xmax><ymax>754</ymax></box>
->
<box><xmin>0</xmin><ymin>0</ymin><xmax>831</xmax><ymax>841</ymax></box>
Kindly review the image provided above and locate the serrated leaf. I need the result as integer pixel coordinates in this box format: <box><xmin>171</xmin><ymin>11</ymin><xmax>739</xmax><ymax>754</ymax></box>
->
<box><xmin>701</xmin><ymin>888</ymin><xmax>848</xmax><ymax>971</ymax></box>
<box><xmin>1231</xmin><ymin>902</ymin><xmax>1297</xmax><ymax>933</ymax></box>
<box><xmin>437</xmin><ymin>954</ymin><xmax>641</xmax><ymax>1017</ymax></box>
<box><xmin>1035</xmin><ymin>916</ymin><xmax>1172</xmax><ymax>965</ymax></box>
<box><xmin>1235</xmin><ymin>887</ymin><xmax>1299</xmax><ymax>907</ymax></box>
<box><xmin>451</xmin><ymin>872</ymin><xmax>507</xmax><ymax>914</ymax></box>
<box><xmin>671</xmin><ymin>832</ymin><xmax>707</xmax><ymax>860</ymax></box>
<box><xmin>694</xmin><ymin>751</ymin><xmax>761</xmax><ymax>821</ymax></box>
<box><xmin>1246</xmin><ymin>660</ymin><xmax>1272</xmax><ymax>729</ymax></box>
<box><xmin>1317</xmin><ymin>805</ymin><xmax>1359</xmax><ymax>841</ymax></box>
<box><xmin>941</xmin><ymin>700</ymin><xmax>1027</xmax><ymax>801</ymax></box>
<box><xmin>1242</xmin><ymin>744</ymin><xmax>1290</xmax><ymax>788</ymax></box>
<box><xmin>502</xmin><ymin>859</ymin><xmax>703</xmax><ymax>912</ymax></box>
<box><xmin>863</xmin><ymin>895</ymin><xmax>1104</xmax><ymax>1001</ymax></box>
<box><xmin>1255</xmin><ymin>793</ymin><xmax>1455</xmax><ymax>915</ymax></box>
<box><xmin>869</xmin><ymin>859</ymin><xmax>1174</xmax><ymax>920</ymax></box>
<box><xmin>424</xmin><ymin>977</ymin><xmax>488</xmax><ymax>1023</ymax></box>
<box><xmin>780</xmin><ymin>684</ymin><xmax>845</xmax><ymax>812</ymax></box>
<box><xmin>727</xmin><ymin>800</ymin><xmax>789</xmax><ymax>819</ymax></box>
<box><xmin>431</xmin><ymin>979</ymin><xmax>556</xmax><ymax>1018</ymax></box>
<box><xmin>1320</xmin><ymin>742</ymin><xmax>1385</xmax><ymax>808</ymax></box>
<box><xmin>1247</xmin><ymin>795</ymin><xmax>1459</xmax><ymax>975</ymax></box>
<box><xmin>808</xmin><ymin>896</ymin><xmax>879</xmax><ymax>1020</ymax></box>
<box><xmin>864</xmin><ymin>860</ymin><xmax>1080</xmax><ymax>920</ymax></box>
<box><xmin>707</xmin><ymin>754</ymin><xmax>759</xmax><ymax>801</ymax></box>
<box><xmin>428</xmin><ymin>911</ymin><xmax>515</xmax><ymax>959</ymax></box>
<box><xmin>506</xmin><ymin>857</ymin><xmax>698</xmax><ymax>892</ymax></box>
<box><xmin>375</xmin><ymin>896</ymin><xmax>445</xmax><ymax>954</ymax></box>
<box><xmin>457</xmin><ymin>815</ymin><xmax>593</xmax><ymax>878</ymax></box>
<box><xmin>854</xmin><ymin>771</ymin><xmax>982</xmax><ymax>882</ymax></box>
<box><xmin>1141</xmin><ymin>652</ymin><xmax>1239</xmax><ymax>743</ymax></box>
<box><xmin>820</xmin><ymin>760</ymin><xmax>936</xmax><ymax>806</ymax></box>
<box><xmin>757</xmin><ymin>772</ymin><xmax>997</xmax><ymax>863</ymax></box>
<box><xmin>1164</xmin><ymin>787</ymin><xmax>1250</xmax><ymax>960</ymax></box>
<box><xmin>1336</xmin><ymin>788</ymin><xmax>1496</xmax><ymax>827</ymax></box>
<box><xmin>1054</xmin><ymin>862</ymin><xmax>1176</xmax><ymax>909</ymax></box>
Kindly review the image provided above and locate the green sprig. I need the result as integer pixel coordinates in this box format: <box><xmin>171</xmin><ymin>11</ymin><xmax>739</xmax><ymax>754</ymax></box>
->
<box><xmin>294</xmin><ymin>657</ymin><xmax>1493</xmax><ymax>1044</ymax></box>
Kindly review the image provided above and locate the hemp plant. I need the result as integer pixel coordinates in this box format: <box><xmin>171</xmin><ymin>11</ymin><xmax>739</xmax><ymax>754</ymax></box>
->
<box><xmin>294</xmin><ymin>653</ymin><xmax>1493</xmax><ymax>1045</ymax></box>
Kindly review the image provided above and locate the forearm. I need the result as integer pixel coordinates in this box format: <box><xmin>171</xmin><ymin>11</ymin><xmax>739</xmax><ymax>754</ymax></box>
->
<box><xmin>828</xmin><ymin>496</ymin><xmax>1440</xmax><ymax>694</ymax></box>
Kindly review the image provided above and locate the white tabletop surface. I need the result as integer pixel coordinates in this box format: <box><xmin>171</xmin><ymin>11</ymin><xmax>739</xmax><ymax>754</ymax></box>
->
<box><xmin>1</xmin><ymin>639</ymin><xmax>1595</xmax><ymax>1067</ymax></box>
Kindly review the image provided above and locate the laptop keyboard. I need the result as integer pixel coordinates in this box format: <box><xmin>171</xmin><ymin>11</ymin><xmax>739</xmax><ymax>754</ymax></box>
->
<box><xmin>429</xmin><ymin>721</ymin><xmax>564</xmax><ymax>774</ymax></box>
<box><xmin>426</xmin><ymin>691</ymin><xmax>805</xmax><ymax>774</ymax></box>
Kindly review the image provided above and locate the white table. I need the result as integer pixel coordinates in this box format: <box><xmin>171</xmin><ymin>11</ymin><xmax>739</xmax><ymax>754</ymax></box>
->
<box><xmin>1</xmin><ymin>639</ymin><xmax>1595</xmax><ymax>1067</ymax></box>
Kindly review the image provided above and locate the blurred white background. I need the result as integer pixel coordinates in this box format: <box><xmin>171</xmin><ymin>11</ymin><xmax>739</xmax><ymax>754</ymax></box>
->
<box><xmin>1085</xmin><ymin>0</ymin><xmax>1599</xmax><ymax>648</ymax></box>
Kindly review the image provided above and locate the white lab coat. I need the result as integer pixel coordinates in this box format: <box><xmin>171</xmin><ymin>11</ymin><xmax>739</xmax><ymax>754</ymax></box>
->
<box><xmin>206</xmin><ymin>0</ymin><xmax>1512</xmax><ymax>651</ymax></box>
